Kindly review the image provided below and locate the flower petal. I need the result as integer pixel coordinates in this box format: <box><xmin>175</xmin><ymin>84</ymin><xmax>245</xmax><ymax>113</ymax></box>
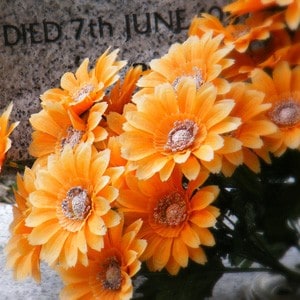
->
<box><xmin>180</xmin><ymin>225</ymin><xmax>200</xmax><ymax>248</ymax></box>
<box><xmin>193</xmin><ymin>145</ymin><xmax>214</xmax><ymax>161</ymax></box>
<box><xmin>63</xmin><ymin>234</ymin><xmax>78</xmax><ymax>267</ymax></box>
<box><xmin>181</xmin><ymin>156</ymin><xmax>201</xmax><ymax>180</ymax></box>
<box><xmin>172</xmin><ymin>238</ymin><xmax>188</xmax><ymax>267</ymax></box>
<box><xmin>28</xmin><ymin>220</ymin><xmax>61</xmax><ymax>245</ymax></box>
<box><xmin>85</xmin><ymin>227</ymin><xmax>104</xmax><ymax>250</ymax></box>
<box><xmin>88</xmin><ymin>213</ymin><xmax>107</xmax><ymax>235</ymax></box>
<box><xmin>40</xmin><ymin>229</ymin><xmax>69</xmax><ymax>265</ymax></box>
<box><xmin>191</xmin><ymin>188</ymin><xmax>219</xmax><ymax>211</ymax></box>
<box><xmin>152</xmin><ymin>238</ymin><xmax>172</xmax><ymax>270</ymax></box>
<box><xmin>188</xmin><ymin>246</ymin><xmax>207</xmax><ymax>264</ymax></box>
<box><xmin>26</xmin><ymin>208</ymin><xmax>57</xmax><ymax>227</ymax></box>
<box><xmin>190</xmin><ymin>210</ymin><xmax>218</xmax><ymax>228</ymax></box>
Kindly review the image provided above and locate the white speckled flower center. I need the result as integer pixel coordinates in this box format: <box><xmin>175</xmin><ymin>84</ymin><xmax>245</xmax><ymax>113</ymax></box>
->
<box><xmin>153</xmin><ymin>192</ymin><xmax>187</xmax><ymax>226</ymax></box>
<box><xmin>101</xmin><ymin>257</ymin><xmax>122</xmax><ymax>290</ymax></box>
<box><xmin>73</xmin><ymin>83</ymin><xmax>94</xmax><ymax>102</ymax></box>
<box><xmin>269</xmin><ymin>100</ymin><xmax>300</xmax><ymax>127</ymax></box>
<box><xmin>172</xmin><ymin>67</ymin><xmax>203</xmax><ymax>90</ymax></box>
<box><xmin>61</xmin><ymin>186</ymin><xmax>90</xmax><ymax>220</ymax></box>
<box><xmin>61</xmin><ymin>126</ymin><xmax>83</xmax><ymax>149</ymax></box>
<box><xmin>165</xmin><ymin>119</ymin><xmax>198</xmax><ymax>152</ymax></box>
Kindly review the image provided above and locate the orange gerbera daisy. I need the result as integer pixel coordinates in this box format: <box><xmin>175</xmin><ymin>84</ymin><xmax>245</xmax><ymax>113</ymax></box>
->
<box><xmin>189</xmin><ymin>12</ymin><xmax>284</xmax><ymax>53</ymax></box>
<box><xmin>120</xmin><ymin>79</ymin><xmax>241</xmax><ymax>181</ymax></box>
<box><xmin>40</xmin><ymin>49</ymin><xmax>126</xmax><ymax>115</ymax></box>
<box><xmin>93</xmin><ymin>66</ymin><xmax>142</xmax><ymax>151</ymax></box>
<box><xmin>117</xmin><ymin>168</ymin><xmax>220</xmax><ymax>275</ymax></box>
<box><xmin>250</xmin><ymin>61</ymin><xmax>300</xmax><ymax>156</ymax></box>
<box><xmin>224</xmin><ymin>0</ymin><xmax>300</xmax><ymax>30</ymax></box>
<box><xmin>221</xmin><ymin>29</ymin><xmax>298</xmax><ymax>81</ymax></box>
<box><xmin>218</xmin><ymin>82</ymin><xmax>277</xmax><ymax>175</ymax></box>
<box><xmin>136</xmin><ymin>32</ymin><xmax>234</xmax><ymax>95</ymax></box>
<box><xmin>0</xmin><ymin>103</ymin><xmax>19</xmax><ymax>171</ymax></box>
<box><xmin>5</xmin><ymin>167</ymin><xmax>41</xmax><ymax>282</ymax></box>
<box><xmin>103</xmin><ymin>65</ymin><xmax>143</xmax><ymax>115</ymax></box>
<box><xmin>25</xmin><ymin>143</ymin><xmax>123</xmax><ymax>268</ymax></box>
<box><xmin>29</xmin><ymin>101</ymin><xmax>107</xmax><ymax>159</ymax></box>
<box><xmin>58</xmin><ymin>218</ymin><xmax>146</xmax><ymax>300</ymax></box>
<box><xmin>224</xmin><ymin>0</ymin><xmax>278</xmax><ymax>15</ymax></box>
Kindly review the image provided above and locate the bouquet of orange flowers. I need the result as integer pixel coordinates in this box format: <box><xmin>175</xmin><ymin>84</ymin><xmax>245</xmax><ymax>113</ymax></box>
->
<box><xmin>4</xmin><ymin>1</ymin><xmax>300</xmax><ymax>299</ymax></box>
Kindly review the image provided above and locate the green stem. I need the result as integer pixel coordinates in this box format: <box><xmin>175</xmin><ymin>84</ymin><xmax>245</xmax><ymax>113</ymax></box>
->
<box><xmin>220</xmin><ymin>217</ymin><xmax>300</xmax><ymax>282</ymax></box>
<box><xmin>244</xmin><ymin>233</ymin><xmax>300</xmax><ymax>283</ymax></box>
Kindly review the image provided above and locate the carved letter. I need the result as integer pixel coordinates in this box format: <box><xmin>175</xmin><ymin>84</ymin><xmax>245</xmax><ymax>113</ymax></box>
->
<box><xmin>154</xmin><ymin>11</ymin><xmax>173</xmax><ymax>32</ymax></box>
<box><xmin>29</xmin><ymin>23</ymin><xmax>42</xmax><ymax>44</ymax></box>
<box><xmin>88</xmin><ymin>19</ymin><xmax>97</xmax><ymax>38</ymax></box>
<box><xmin>125</xmin><ymin>14</ymin><xmax>131</xmax><ymax>41</ymax></box>
<box><xmin>43</xmin><ymin>21</ymin><xmax>62</xmax><ymax>42</ymax></box>
<box><xmin>3</xmin><ymin>24</ymin><xmax>21</xmax><ymax>46</ymax></box>
<box><xmin>133</xmin><ymin>13</ymin><xmax>151</xmax><ymax>34</ymax></box>
<box><xmin>98</xmin><ymin>17</ymin><xmax>113</xmax><ymax>37</ymax></box>
<box><xmin>175</xmin><ymin>9</ymin><xmax>188</xmax><ymax>33</ymax></box>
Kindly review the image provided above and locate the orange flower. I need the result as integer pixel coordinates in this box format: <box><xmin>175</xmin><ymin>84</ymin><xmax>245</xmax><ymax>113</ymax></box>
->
<box><xmin>5</xmin><ymin>167</ymin><xmax>41</xmax><ymax>282</ymax></box>
<box><xmin>94</xmin><ymin>65</ymin><xmax>142</xmax><ymax>152</ymax></box>
<box><xmin>218</xmin><ymin>82</ymin><xmax>277</xmax><ymax>175</ymax></box>
<box><xmin>250</xmin><ymin>61</ymin><xmax>300</xmax><ymax>156</ymax></box>
<box><xmin>120</xmin><ymin>79</ymin><xmax>241</xmax><ymax>181</ymax></box>
<box><xmin>104</xmin><ymin>65</ymin><xmax>143</xmax><ymax>115</ymax></box>
<box><xmin>29</xmin><ymin>101</ymin><xmax>108</xmax><ymax>159</ymax></box>
<box><xmin>224</xmin><ymin>0</ymin><xmax>276</xmax><ymax>15</ymax></box>
<box><xmin>58</xmin><ymin>218</ymin><xmax>146</xmax><ymax>300</ymax></box>
<box><xmin>25</xmin><ymin>143</ymin><xmax>123</xmax><ymax>268</ymax></box>
<box><xmin>137</xmin><ymin>32</ymin><xmax>234</xmax><ymax>95</ymax></box>
<box><xmin>117</xmin><ymin>168</ymin><xmax>220</xmax><ymax>275</ymax></box>
<box><xmin>222</xmin><ymin>29</ymin><xmax>297</xmax><ymax>81</ymax></box>
<box><xmin>271</xmin><ymin>0</ymin><xmax>300</xmax><ymax>30</ymax></box>
<box><xmin>93</xmin><ymin>103</ymin><xmax>137</xmax><ymax>168</ymax></box>
<box><xmin>0</xmin><ymin>103</ymin><xmax>19</xmax><ymax>171</ymax></box>
<box><xmin>224</xmin><ymin>0</ymin><xmax>300</xmax><ymax>30</ymax></box>
<box><xmin>40</xmin><ymin>49</ymin><xmax>126</xmax><ymax>115</ymax></box>
<box><xmin>189</xmin><ymin>13</ymin><xmax>284</xmax><ymax>53</ymax></box>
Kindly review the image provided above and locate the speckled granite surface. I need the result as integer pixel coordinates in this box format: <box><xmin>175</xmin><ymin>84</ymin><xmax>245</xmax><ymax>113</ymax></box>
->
<box><xmin>0</xmin><ymin>0</ymin><xmax>228</xmax><ymax>161</ymax></box>
<box><xmin>1</xmin><ymin>202</ymin><xmax>299</xmax><ymax>299</ymax></box>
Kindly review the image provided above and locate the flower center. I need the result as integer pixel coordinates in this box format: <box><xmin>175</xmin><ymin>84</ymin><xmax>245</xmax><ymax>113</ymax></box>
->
<box><xmin>61</xmin><ymin>126</ymin><xmax>83</xmax><ymax>149</ymax></box>
<box><xmin>153</xmin><ymin>192</ymin><xmax>187</xmax><ymax>226</ymax></box>
<box><xmin>269</xmin><ymin>100</ymin><xmax>300</xmax><ymax>127</ymax></box>
<box><xmin>61</xmin><ymin>186</ymin><xmax>91</xmax><ymax>220</ymax></box>
<box><xmin>164</xmin><ymin>119</ymin><xmax>198</xmax><ymax>152</ymax></box>
<box><xmin>73</xmin><ymin>83</ymin><xmax>94</xmax><ymax>102</ymax></box>
<box><xmin>101</xmin><ymin>257</ymin><xmax>122</xmax><ymax>290</ymax></box>
<box><xmin>172</xmin><ymin>67</ymin><xmax>203</xmax><ymax>90</ymax></box>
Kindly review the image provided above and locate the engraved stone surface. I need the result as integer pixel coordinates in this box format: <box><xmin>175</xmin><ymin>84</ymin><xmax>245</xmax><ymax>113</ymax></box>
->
<box><xmin>0</xmin><ymin>0</ymin><xmax>228</xmax><ymax>161</ymax></box>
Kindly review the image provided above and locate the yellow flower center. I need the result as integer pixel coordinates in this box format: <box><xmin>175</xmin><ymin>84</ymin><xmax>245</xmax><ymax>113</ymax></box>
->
<box><xmin>269</xmin><ymin>100</ymin><xmax>300</xmax><ymax>127</ymax></box>
<box><xmin>61</xmin><ymin>186</ymin><xmax>91</xmax><ymax>220</ymax></box>
<box><xmin>61</xmin><ymin>126</ymin><xmax>83</xmax><ymax>149</ymax></box>
<box><xmin>73</xmin><ymin>83</ymin><xmax>94</xmax><ymax>102</ymax></box>
<box><xmin>101</xmin><ymin>257</ymin><xmax>122</xmax><ymax>290</ymax></box>
<box><xmin>172</xmin><ymin>67</ymin><xmax>203</xmax><ymax>90</ymax></box>
<box><xmin>164</xmin><ymin>119</ymin><xmax>198</xmax><ymax>152</ymax></box>
<box><xmin>153</xmin><ymin>192</ymin><xmax>187</xmax><ymax>226</ymax></box>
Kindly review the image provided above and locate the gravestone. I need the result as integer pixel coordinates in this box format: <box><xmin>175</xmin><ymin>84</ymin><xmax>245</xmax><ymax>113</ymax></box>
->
<box><xmin>0</xmin><ymin>0</ymin><xmax>227</xmax><ymax>161</ymax></box>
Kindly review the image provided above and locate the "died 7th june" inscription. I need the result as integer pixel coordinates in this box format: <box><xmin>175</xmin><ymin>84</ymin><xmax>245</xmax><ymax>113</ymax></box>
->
<box><xmin>2</xmin><ymin>6</ymin><xmax>224</xmax><ymax>46</ymax></box>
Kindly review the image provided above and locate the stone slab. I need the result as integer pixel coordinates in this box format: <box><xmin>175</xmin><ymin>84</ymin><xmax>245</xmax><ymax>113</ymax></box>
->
<box><xmin>0</xmin><ymin>0</ymin><xmax>228</xmax><ymax>161</ymax></box>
